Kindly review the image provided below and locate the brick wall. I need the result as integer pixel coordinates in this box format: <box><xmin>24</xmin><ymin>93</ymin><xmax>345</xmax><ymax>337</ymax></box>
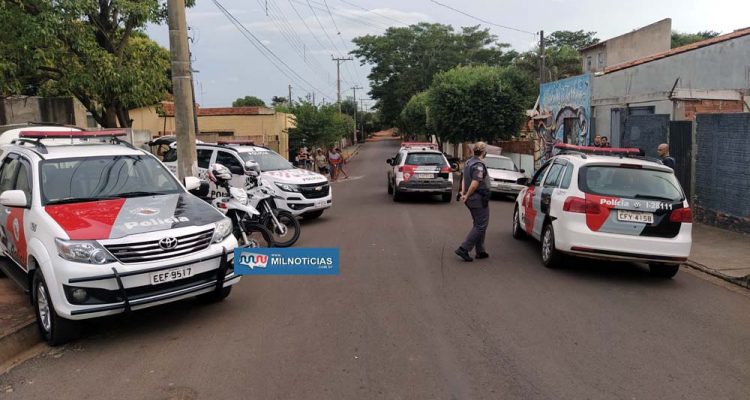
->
<box><xmin>694</xmin><ymin>113</ymin><xmax>750</xmax><ymax>233</ymax></box>
<box><xmin>683</xmin><ymin>99</ymin><xmax>743</xmax><ymax>121</ymax></box>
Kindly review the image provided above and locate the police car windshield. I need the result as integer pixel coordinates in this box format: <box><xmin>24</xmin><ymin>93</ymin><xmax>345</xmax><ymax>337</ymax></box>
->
<box><xmin>579</xmin><ymin>166</ymin><xmax>684</xmax><ymax>201</ymax></box>
<box><xmin>405</xmin><ymin>153</ymin><xmax>447</xmax><ymax>166</ymax></box>
<box><xmin>238</xmin><ymin>151</ymin><xmax>293</xmax><ymax>171</ymax></box>
<box><xmin>41</xmin><ymin>156</ymin><xmax>183</xmax><ymax>205</ymax></box>
<box><xmin>483</xmin><ymin>157</ymin><xmax>517</xmax><ymax>171</ymax></box>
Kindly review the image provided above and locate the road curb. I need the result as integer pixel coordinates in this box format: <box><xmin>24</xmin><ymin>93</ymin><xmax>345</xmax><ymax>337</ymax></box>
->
<box><xmin>0</xmin><ymin>318</ymin><xmax>39</xmax><ymax>365</ymax></box>
<box><xmin>684</xmin><ymin>260</ymin><xmax>750</xmax><ymax>289</ymax></box>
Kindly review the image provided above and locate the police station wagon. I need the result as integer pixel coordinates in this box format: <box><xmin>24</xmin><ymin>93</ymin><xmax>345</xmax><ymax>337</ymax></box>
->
<box><xmin>512</xmin><ymin>144</ymin><xmax>692</xmax><ymax>278</ymax></box>
<box><xmin>0</xmin><ymin>130</ymin><xmax>239</xmax><ymax>345</ymax></box>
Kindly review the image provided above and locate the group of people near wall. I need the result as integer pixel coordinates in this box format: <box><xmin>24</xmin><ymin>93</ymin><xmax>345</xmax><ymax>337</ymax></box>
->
<box><xmin>295</xmin><ymin>147</ymin><xmax>350</xmax><ymax>181</ymax></box>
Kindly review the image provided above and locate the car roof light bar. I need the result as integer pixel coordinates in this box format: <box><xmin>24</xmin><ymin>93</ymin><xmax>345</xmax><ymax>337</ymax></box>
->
<box><xmin>19</xmin><ymin>129</ymin><xmax>127</xmax><ymax>139</ymax></box>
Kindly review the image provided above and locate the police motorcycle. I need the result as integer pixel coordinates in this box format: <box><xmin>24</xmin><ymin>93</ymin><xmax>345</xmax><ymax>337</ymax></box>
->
<box><xmin>206</xmin><ymin>163</ymin><xmax>274</xmax><ymax>248</ymax></box>
<box><xmin>243</xmin><ymin>162</ymin><xmax>301</xmax><ymax>248</ymax></box>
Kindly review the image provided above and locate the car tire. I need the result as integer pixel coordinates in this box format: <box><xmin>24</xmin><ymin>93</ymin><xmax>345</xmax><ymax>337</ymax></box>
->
<box><xmin>441</xmin><ymin>192</ymin><xmax>452</xmax><ymax>203</ymax></box>
<box><xmin>392</xmin><ymin>187</ymin><xmax>402</xmax><ymax>202</ymax></box>
<box><xmin>33</xmin><ymin>269</ymin><xmax>81</xmax><ymax>346</ymax></box>
<box><xmin>387</xmin><ymin>177</ymin><xmax>393</xmax><ymax>194</ymax></box>
<box><xmin>649</xmin><ymin>263</ymin><xmax>680</xmax><ymax>279</ymax></box>
<box><xmin>512</xmin><ymin>206</ymin><xmax>527</xmax><ymax>240</ymax></box>
<box><xmin>541</xmin><ymin>223</ymin><xmax>564</xmax><ymax>269</ymax></box>
<box><xmin>302</xmin><ymin>210</ymin><xmax>324</xmax><ymax>220</ymax></box>
<box><xmin>198</xmin><ymin>286</ymin><xmax>232</xmax><ymax>303</ymax></box>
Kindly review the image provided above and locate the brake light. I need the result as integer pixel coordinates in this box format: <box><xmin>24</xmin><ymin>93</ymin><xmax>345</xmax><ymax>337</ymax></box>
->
<box><xmin>440</xmin><ymin>166</ymin><xmax>451</xmax><ymax>173</ymax></box>
<box><xmin>563</xmin><ymin>196</ymin><xmax>602</xmax><ymax>214</ymax></box>
<box><xmin>400</xmin><ymin>165</ymin><xmax>416</xmax><ymax>180</ymax></box>
<box><xmin>670</xmin><ymin>208</ymin><xmax>692</xmax><ymax>223</ymax></box>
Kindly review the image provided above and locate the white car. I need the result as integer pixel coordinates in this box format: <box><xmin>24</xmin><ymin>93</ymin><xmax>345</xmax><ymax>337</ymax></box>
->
<box><xmin>0</xmin><ymin>130</ymin><xmax>239</xmax><ymax>345</ymax></box>
<box><xmin>483</xmin><ymin>154</ymin><xmax>527</xmax><ymax>197</ymax></box>
<box><xmin>164</xmin><ymin>142</ymin><xmax>331</xmax><ymax>219</ymax></box>
<box><xmin>512</xmin><ymin>144</ymin><xmax>692</xmax><ymax>278</ymax></box>
<box><xmin>386</xmin><ymin>142</ymin><xmax>454</xmax><ymax>202</ymax></box>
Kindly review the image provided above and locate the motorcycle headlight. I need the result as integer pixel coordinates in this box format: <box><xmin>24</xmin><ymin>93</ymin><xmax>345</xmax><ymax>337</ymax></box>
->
<box><xmin>212</xmin><ymin>217</ymin><xmax>233</xmax><ymax>243</ymax></box>
<box><xmin>55</xmin><ymin>239</ymin><xmax>115</xmax><ymax>264</ymax></box>
<box><xmin>275</xmin><ymin>182</ymin><xmax>299</xmax><ymax>192</ymax></box>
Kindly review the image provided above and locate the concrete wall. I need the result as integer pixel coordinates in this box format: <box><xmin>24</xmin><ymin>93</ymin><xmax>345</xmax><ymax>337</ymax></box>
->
<box><xmin>0</xmin><ymin>96</ymin><xmax>88</xmax><ymax>126</ymax></box>
<box><xmin>591</xmin><ymin>33</ymin><xmax>750</xmax><ymax>142</ymax></box>
<box><xmin>581</xmin><ymin>19</ymin><xmax>671</xmax><ymax>73</ymax></box>
<box><xmin>694</xmin><ymin>113</ymin><xmax>750</xmax><ymax>233</ymax></box>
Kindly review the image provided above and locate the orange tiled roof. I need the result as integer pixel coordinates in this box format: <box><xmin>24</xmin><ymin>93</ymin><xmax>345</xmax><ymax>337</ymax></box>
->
<box><xmin>603</xmin><ymin>27</ymin><xmax>750</xmax><ymax>74</ymax></box>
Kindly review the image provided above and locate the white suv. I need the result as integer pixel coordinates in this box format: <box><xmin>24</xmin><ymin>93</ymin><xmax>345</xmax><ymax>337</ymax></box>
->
<box><xmin>386</xmin><ymin>142</ymin><xmax>454</xmax><ymax>202</ymax></box>
<box><xmin>512</xmin><ymin>144</ymin><xmax>692</xmax><ymax>278</ymax></box>
<box><xmin>164</xmin><ymin>142</ymin><xmax>332</xmax><ymax>219</ymax></box>
<box><xmin>0</xmin><ymin>130</ymin><xmax>238</xmax><ymax>345</ymax></box>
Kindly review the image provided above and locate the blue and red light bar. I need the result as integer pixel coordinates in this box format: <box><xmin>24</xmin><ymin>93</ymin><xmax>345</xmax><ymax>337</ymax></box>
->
<box><xmin>19</xmin><ymin>129</ymin><xmax>127</xmax><ymax>139</ymax></box>
<box><xmin>401</xmin><ymin>141</ymin><xmax>438</xmax><ymax>150</ymax></box>
<box><xmin>554</xmin><ymin>143</ymin><xmax>641</xmax><ymax>155</ymax></box>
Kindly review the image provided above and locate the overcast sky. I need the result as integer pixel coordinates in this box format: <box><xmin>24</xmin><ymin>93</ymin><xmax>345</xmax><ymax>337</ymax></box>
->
<box><xmin>146</xmin><ymin>0</ymin><xmax>750</xmax><ymax>108</ymax></box>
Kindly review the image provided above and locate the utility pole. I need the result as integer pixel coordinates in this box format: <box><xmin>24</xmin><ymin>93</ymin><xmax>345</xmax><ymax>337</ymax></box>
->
<box><xmin>351</xmin><ymin>85</ymin><xmax>362</xmax><ymax>144</ymax></box>
<box><xmin>167</xmin><ymin>0</ymin><xmax>197</xmax><ymax>181</ymax></box>
<box><xmin>539</xmin><ymin>30</ymin><xmax>545</xmax><ymax>85</ymax></box>
<box><xmin>312</xmin><ymin>92</ymin><xmax>316</xmax><ymax>107</ymax></box>
<box><xmin>332</xmin><ymin>55</ymin><xmax>352</xmax><ymax>114</ymax></box>
<box><xmin>288</xmin><ymin>84</ymin><xmax>292</xmax><ymax>107</ymax></box>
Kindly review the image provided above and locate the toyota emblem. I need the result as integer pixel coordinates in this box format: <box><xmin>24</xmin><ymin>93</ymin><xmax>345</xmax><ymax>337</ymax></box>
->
<box><xmin>159</xmin><ymin>237</ymin><xmax>178</xmax><ymax>250</ymax></box>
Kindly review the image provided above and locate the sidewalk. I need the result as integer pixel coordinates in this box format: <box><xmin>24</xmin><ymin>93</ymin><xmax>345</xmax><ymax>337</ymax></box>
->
<box><xmin>0</xmin><ymin>265</ymin><xmax>37</xmax><ymax>366</ymax></box>
<box><xmin>685</xmin><ymin>223</ymin><xmax>750</xmax><ymax>288</ymax></box>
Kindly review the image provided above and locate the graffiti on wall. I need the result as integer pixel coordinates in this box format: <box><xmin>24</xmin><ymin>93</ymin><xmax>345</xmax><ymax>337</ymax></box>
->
<box><xmin>534</xmin><ymin>74</ymin><xmax>591</xmax><ymax>168</ymax></box>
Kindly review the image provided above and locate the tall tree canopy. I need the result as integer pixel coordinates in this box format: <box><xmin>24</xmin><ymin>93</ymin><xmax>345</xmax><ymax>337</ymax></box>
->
<box><xmin>428</xmin><ymin>65</ymin><xmax>534</xmax><ymax>145</ymax></box>
<box><xmin>0</xmin><ymin>1</ymin><xmax>188</xmax><ymax>127</ymax></box>
<box><xmin>351</xmin><ymin>23</ymin><xmax>516</xmax><ymax>126</ymax></box>
<box><xmin>513</xmin><ymin>30</ymin><xmax>599</xmax><ymax>88</ymax></box>
<box><xmin>671</xmin><ymin>31</ymin><xmax>720</xmax><ymax>48</ymax></box>
<box><xmin>287</xmin><ymin>102</ymin><xmax>354</xmax><ymax>148</ymax></box>
<box><xmin>398</xmin><ymin>92</ymin><xmax>431</xmax><ymax>138</ymax></box>
<box><xmin>232</xmin><ymin>96</ymin><xmax>266</xmax><ymax>107</ymax></box>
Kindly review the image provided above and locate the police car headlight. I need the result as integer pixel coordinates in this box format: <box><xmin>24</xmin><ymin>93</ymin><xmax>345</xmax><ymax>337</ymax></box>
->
<box><xmin>55</xmin><ymin>239</ymin><xmax>115</xmax><ymax>264</ymax></box>
<box><xmin>212</xmin><ymin>217</ymin><xmax>233</xmax><ymax>243</ymax></box>
<box><xmin>275</xmin><ymin>182</ymin><xmax>299</xmax><ymax>192</ymax></box>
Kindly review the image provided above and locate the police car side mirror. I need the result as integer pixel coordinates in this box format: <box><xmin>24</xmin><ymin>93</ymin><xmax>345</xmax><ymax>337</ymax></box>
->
<box><xmin>184</xmin><ymin>176</ymin><xmax>202</xmax><ymax>191</ymax></box>
<box><xmin>0</xmin><ymin>190</ymin><xmax>28</xmax><ymax>208</ymax></box>
<box><xmin>386</xmin><ymin>158</ymin><xmax>393</xmax><ymax>165</ymax></box>
<box><xmin>519</xmin><ymin>169</ymin><xmax>526</xmax><ymax>174</ymax></box>
<box><xmin>516</xmin><ymin>177</ymin><xmax>530</xmax><ymax>186</ymax></box>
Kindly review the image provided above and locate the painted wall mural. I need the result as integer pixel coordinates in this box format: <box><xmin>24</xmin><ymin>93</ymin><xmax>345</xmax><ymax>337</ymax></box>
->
<box><xmin>534</xmin><ymin>74</ymin><xmax>591</xmax><ymax>169</ymax></box>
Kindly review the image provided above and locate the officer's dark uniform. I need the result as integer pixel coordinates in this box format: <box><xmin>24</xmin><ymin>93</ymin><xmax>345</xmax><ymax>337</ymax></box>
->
<box><xmin>460</xmin><ymin>156</ymin><xmax>491</xmax><ymax>255</ymax></box>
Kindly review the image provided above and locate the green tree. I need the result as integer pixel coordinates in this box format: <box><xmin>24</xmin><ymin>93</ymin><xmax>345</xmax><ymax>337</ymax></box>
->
<box><xmin>428</xmin><ymin>65</ymin><xmax>534</xmax><ymax>145</ymax></box>
<box><xmin>340</xmin><ymin>99</ymin><xmax>357</xmax><ymax>117</ymax></box>
<box><xmin>671</xmin><ymin>30</ymin><xmax>720</xmax><ymax>48</ymax></box>
<box><xmin>546</xmin><ymin>30</ymin><xmax>599</xmax><ymax>49</ymax></box>
<box><xmin>398</xmin><ymin>92</ymin><xmax>431</xmax><ymax>139</ymax></box>
<box><xmin>271</xmin><ymin>95</ymin><xmax>289</xmax><ymax>107</ymax></box>
<box><xmin>232</xmin><ymin>96</ymin><xmax>266</xmax><ymax>107</ymax></box>
<box><xmin>351</xmin><ymin>23</ymin><xmax>515</xmax><ymax>126</ymax></box>
<box><xmin>288</xmin><ymin>102</ymin><xmax>353</xmax><ymax>148</ymax></box>
<box><xmin>0</xmin><ymin>1</ymin><xmax>191</xmax><ymax>127</ymax></box>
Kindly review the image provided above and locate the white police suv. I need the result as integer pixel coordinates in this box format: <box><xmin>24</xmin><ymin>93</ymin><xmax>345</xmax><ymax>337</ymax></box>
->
<box><xmin>386</xmin><ymin>142</ymin><xmax>454</xmax><ymax>202</ymax></box>
<box><xmin>513</xmin><ymin>144</ymin><xmax>692</xmax><ymax>278</ymax></box>
<box><xmin>0</xmin><ymin>130</ymin><xmax>239</xmax><ymax>345</ymax></box>
<box><xmin>164</xmin><ymin>141</ymin><xmax>332</xmax><ymax>219</ymax></box>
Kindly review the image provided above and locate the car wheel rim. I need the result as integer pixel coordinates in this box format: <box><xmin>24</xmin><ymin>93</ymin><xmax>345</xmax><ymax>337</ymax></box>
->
<box><xmin>542</xmin><ymin>229</ymin><xmax>552</xmax><ymax>262</ymax></box>
<box><xmin>37</xmin><ymin>284</ymin><xmax>52</xmax><ymax>333</ymax></box>
<box><xmin>513</xmin><ymin>209</ymin><xmax>519</xmax><ymax>234</ymax></box>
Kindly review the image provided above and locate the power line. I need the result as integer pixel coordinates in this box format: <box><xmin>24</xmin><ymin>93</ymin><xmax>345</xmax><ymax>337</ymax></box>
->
<box><xmin>428</xmin><ymin>0</ymin><xmax>537</xmax><ymax>36</ymax></box>
<box><xmin>321</xmin><ymin>0</ymin><xmax>363</xmax><ymax>86</ymax></box>
<box><xmin>304</xmin><ymin>0</ymin><xmax>359</xmax><ymax>85</ymax></box>
<box><xmin>337</xmin><ymin>0</ymin><xmax>412</xmax><ymax>26</ymax></box>
<box><xmin>211</xmin><ymin>0</ymin><xmax>334</xmax><ymax>99</ymax></box>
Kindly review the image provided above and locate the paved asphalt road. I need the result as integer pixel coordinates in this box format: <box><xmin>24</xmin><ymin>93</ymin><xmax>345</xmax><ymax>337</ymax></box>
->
<box><xmin>2</xmin><ymin>140</ymin><xmax>750</xmax><ymax>400</ymax></box>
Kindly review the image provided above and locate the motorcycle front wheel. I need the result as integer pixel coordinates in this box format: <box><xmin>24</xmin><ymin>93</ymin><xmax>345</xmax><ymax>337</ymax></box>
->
<box><xmin>234</xmin><ymin>223</ymin><xmax>274</xmax><ymax>248</ymax></box>
<box><xmin>263</xmin><ymin>210</ymin><xmax>301</xmax><ymax>247</ymax></box>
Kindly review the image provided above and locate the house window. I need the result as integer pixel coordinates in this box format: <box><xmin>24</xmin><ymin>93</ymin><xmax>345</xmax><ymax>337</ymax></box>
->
<box><xmin>587</xmin><ymin>56</ymin><xmax>592</xmax><ymax>71</ymax></box>
<box><xmin>597</xmin><ymin>52</ymin><xmax>605</xmax><ymax>69</ymax></box>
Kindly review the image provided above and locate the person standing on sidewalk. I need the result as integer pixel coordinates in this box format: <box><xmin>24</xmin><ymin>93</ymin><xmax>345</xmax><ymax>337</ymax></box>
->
<box><xmin>455</xmin><ymin>142</ymin><xmax>491</xmax><ymax>262</ymax></box>
<box><xmin>335</xmin><ymin>147</ymin><xmax>350</xmax><ymax>179</ymax></box>
<box><xmin>314</xmin><ymin>148</ymin><xmax>328</xmax><ymax>175</ymax></box>
<box><xmin>328</xmin><ymin>147</ymin><xmax>342</xmax><ymax>181</ymax></box>
<box><xmin>657</xmin><ymin>143</ymin><xmax>676</xmax><ymax>170</ymax></box>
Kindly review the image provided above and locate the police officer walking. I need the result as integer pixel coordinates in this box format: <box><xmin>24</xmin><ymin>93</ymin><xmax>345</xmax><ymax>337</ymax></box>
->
<box><xmin>455</xmin><ymin>142</ymin><xmax>491</xmax><ymax>262</ymax></box>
